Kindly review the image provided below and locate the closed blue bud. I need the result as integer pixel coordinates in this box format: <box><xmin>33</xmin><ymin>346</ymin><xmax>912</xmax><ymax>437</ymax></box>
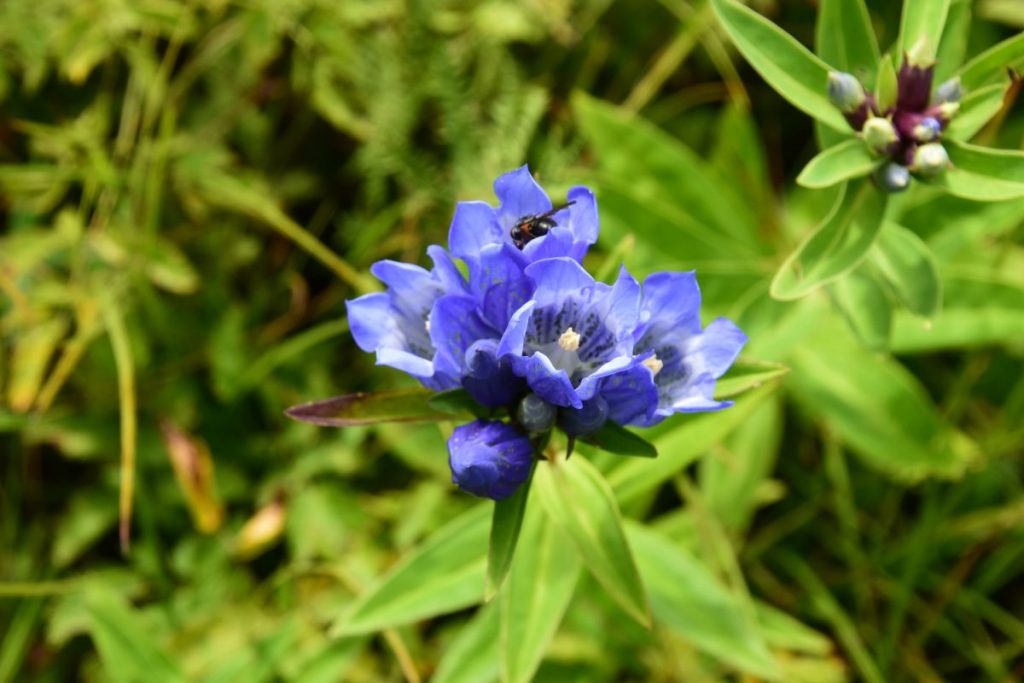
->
<box><xmin>933</xmin><ymin>77</ymin><xmax>963</xmax><ymax>105</ymax></box>
<box><xmin>517</xmin><ymin>393</ymin><xmax>556</xmax><ymax>433</ymax></box>
<box><xmin>875</xmin><ymin>162</ymin><xmax>911</xmax><ymax>193</ymax></box>
<box><xmin>560</xmin><ymin>396</ymin><xmax>609</xmax><ymax>436</ymax></box>
<box><xmin>912</xmin><ymin>116</ymin><xmax>942</xmax><ymax>142</ymax></box>
<box><xmin>827</xmin><ymin>72</ymin><xmax>866</xmax><ymax>113</ymax></box>
<box><xmin>913</xmin><ymin>143</ymin><xmax>950</xmax><ymax>177</ymax></box>
<box><xmin>448</xmin><ymin>420</ymin><xmax>533</xmax><ymax>500</ymax></box>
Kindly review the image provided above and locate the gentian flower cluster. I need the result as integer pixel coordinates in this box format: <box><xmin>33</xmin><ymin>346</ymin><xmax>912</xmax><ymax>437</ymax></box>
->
<box><xmin>347</xmin><ymin>167</ymin><xmax>746</xmax><ymax>500</ymax></box>
<box><xmin>828</xmin><ymin>54</ymin><xmax>961</xmax><ymax>193</ymax></box>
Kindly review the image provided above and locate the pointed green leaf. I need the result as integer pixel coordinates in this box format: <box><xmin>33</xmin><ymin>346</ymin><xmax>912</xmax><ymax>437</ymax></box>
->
<box><xmin>945</xmin><ymin>83</ymin><xmax>1009</xmax><ymax>141</ymax></box>
<box><xmin>432</xmin><ymin>603</ymin><xmax>500</xmax><ymax>683</ymax></box>
<box><xmin>626</xmin><ymin>523</ymin><xmax>780</xmax><ymax>679</ymax></box>
<box><xmin>285</xmin><ymin>388</ymin><xmax>465</xmax><ymax>427</ymax></box>
<box><xmin>771</xmin><ymin>179</ymin><xmax>889</xmax><ymax>300</ymax></box>
<box><xmin>891</xmin><ymin>275</ymin><xmax>1024</xmax><ymax>352</ymax></box>
<box><xmin>499</xmin><ymin>502</ymin><xmax>581</xmax><ymax>683</ymax></box>
<box><xmin>875</xmin><ymin>55</ymin><xmax>899</xmax><ymax>112</ymax></box>
<box><xmin>870</xmin><ymin>223</ymin><xmax>942</xmax><ymax>318</ymax></box>
<box><xmin>790</xmin><ymin>321</ymin><xmax>977</xmax><ymax>481</ymax></box>
<box><xmin>829</xmin><ymin>269</ymin><xmax>893</xmax><ymax>350</ymax></box>
<box><xmin>711</xmin><ymin>0</ymin><xmax>848</xmax><ymax>132</ymax></box>
<box><xmin>428</xmin><ymin>388</ymin><xmax>488</xmax><ymax>418</ymax></box>
<box><xmin>816</xmin><ymin>0</ymin><xmax>880</xmax><ymax>79</ymax></box>
<box><xmin>714</xmin><ymin>359</ymin><xmax>790</xmax><ymax>399</ymax></box>
<box><xmin>83</xmin><ymin>590</ymin><xmax>187</xmax><ymax>683</ymax></box>
<box><xmin>485</xmin><ymin>466</ymin><xmax>534</xmax><ymax>601</ymax></box>
<box><xmin>534</xmin><ymin>457</ymin><xmax>650</xmax><ymax>627</ymax></box>
<box><xmin>701</xmin><ymin>397</ymin><xmax>784</xmax><ymax>535</ymax></box>
<box><xmin>609</xmin><ymin>385</ymin><xmax>776</xmax><ymax>506</ymax></box>
<box><xmin>897</xmin><ymin>0</ymin><xmax>951</xmax><ymax>61</ymax></box>
<box><xmin>331</xmin><ymin>505</ymin><xmax>489</xmax><ymax>636</ymax></box>
<box><xmin>581</xmin><ymin>422</ymin><xmax>658</xmax><ymax>458</ymax></box>
<box><xmin>797</xmin><ymin>139</ymin><xmax>879</xmax><ymax>189</ymax></box>
<box><xmin>957</xmin><ymin>32</ymin><xmax>1024</xmax><ymax>90</ymax></box>
<box><xmin>936</xmin><ymin>139</ymin><xmax>1024</xmax><ymax>201</ymax></box>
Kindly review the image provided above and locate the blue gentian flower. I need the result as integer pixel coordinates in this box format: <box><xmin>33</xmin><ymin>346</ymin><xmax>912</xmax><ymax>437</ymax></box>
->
<box><xmin>341</xmin><ymin>166</ymin><xmax>749</xmax><ymax>500</ymax></box>
<box><xmin>497</xmin><ymin>258</ymin><xmax>642</xmax><ymax>412</ymax></box>
<box><xmin>448</xmin><ymin>166</ymin><xmax>599</xmax><ymax>266</ymax></box>
<box><xmin>630</xmin><ymin>272</ymin><xmax>748</xmax><ymax>424</ymax></box>
<box><xmin>448</xmin><ymin>419</ymin><xmax>534</xmax><ymax>500</ymax></box>
<box><xmin>346</xmin><ymin>245</ymin><xmax>466</xmax><ymax>390</ymax></box>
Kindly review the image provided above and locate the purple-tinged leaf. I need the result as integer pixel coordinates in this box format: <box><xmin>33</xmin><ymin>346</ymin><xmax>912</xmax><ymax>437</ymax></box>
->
<box><xmin>285</xmin><ymin>388</ymin><xmax>468</xmax><ymax>427</ymax></box>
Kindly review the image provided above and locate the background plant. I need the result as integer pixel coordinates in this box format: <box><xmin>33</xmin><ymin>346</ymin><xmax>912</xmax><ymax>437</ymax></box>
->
<box><xmin>1</xmin><ymin>0</ymin><xmax>1023</xmax><ymax>682</ymax></box>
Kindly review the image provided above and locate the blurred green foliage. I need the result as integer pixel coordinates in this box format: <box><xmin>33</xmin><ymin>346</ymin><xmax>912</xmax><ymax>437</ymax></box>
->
<box><xmin>1</xmin><ymin>0</ymin><xmax>1023</xmax><ymax>681</ymax></box>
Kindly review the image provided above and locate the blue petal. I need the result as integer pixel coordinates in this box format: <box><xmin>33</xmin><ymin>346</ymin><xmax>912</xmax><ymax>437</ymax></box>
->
<box><xmin>521</xmin><ymin>224</ymin><xmax>576</xmax><ymax>262</ymax></box>
<box><xmin>429</xmin><ymin>294</ymin><xmax>495</xmax><ymax>380</ymax></box>
<box><xmin>449</xmin><ymin>201</ymin><xmax>503</xmax><ymax>263</ymax></box>
<box><xmin>604</xmin><ymin>266</ymin><xmax>642</xmax><ymax>336</ymax></box>
<box><xmin>471</xmin><ymin>244</ymin><xmax>531</xmax><ymax>330</ymax></box>
<box><xmin>523</xmin><ymin>257</ymin><xmax>596</xmax><ymax>309</ymax></box>
<box><xmin>508</xmin><ymin>352</ymin><xmax>582</xmax><ymax>408</ymax></box>
<box><xmin>564</xmin><ymin>185</ymin><xmax>599</xmax><ymax>246</ymax></box>
<box><xmin>463</xmin><ymin>339</ymin><xmax>527</xmax><ymax>407</ymax></box>
<box><xmin>497</xmin><ymin>300</ymin><xmax>536</xmax><ymax>357</ymax></box>
<box><xmin>428</xmin><ymin>244</ymin><xmax>468</xmax><ymax>295</ymax></box>
<box><xmin>687</xmin><ymin>318</ymin><xmax>748</xmax><ymax>378</ymax></box>
<box><xmin>575</xmin><ymin>355</ymin><xmax>635</xmax><ymax>401</ymax></box>
<box><xmin>346</xmin><ymin>293</ymin><xmax>391</xmax><ymax>353</ymax></box>
<box><xmin>376</xmin><ymin>347</ymin><xmax>438</xmax><ymax>382</ymax></box>
<box><xmin>597</xmin><ymin>363</ymin><xmax>660</xmax><ymax>426</ymax></box>
<box><xmin>494</xmin><ymin>166</ymin><xmax>551</xmax><ymax>229</ymax></box>
<box><xmin>637</xmin><ymin>271</ymin><xmax>702</xmax><ymax>340</ymax></box>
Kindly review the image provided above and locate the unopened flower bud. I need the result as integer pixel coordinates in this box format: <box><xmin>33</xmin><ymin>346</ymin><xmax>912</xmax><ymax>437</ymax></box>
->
<box><xmin>913</xmin><ymin>143</ymin><xmax>950</xmax><ymax>177</ymax></box>
<box><xmin>517</xmin><ymin>393</ymin><xmax>556</xmax><ymax>433</ymax></box>
<box><xmin>828</xmin><ymin>72</ymin><xmax>867</xmax><ymax>113</ymax></box>
<box><xmin>933</xmin><ymin>77</ymin><xmax>963</xmax><ymax>105</ymax></box>
<box><xmin>862</xmin><ymin>117</ymin><xmax>899</xmax><ymax>154</ymax></box>
<box><xmin>912</xmin><ymin>116</ymin><xmax>942</xmax><ymax>142</ymax></box>
<box><xmin>936</xmin><ymin>101</ymin><xmax>960</xmax><ymax>121</ymax></box>
<box><xmin>875</xmin><ymin>162</ymin><xmax>911</xmax><ymax>193</ymax></box>
<box><xmin>560</xmin><ymin>396</ymin><xmax>609</xmax><ymax>437</ymax></box>
<box><xmin>897</xmin><ymin>58</ymin><xmax>936</xmax><ymax>112</ymax></box>
<box><xmin>448</xmin><ymin>420</ymin><xmax>533</xmax><ymax>500</ymax></box>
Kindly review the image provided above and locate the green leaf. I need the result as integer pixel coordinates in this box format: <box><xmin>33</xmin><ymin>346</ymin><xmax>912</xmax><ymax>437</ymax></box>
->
<box><xmin>789</xmin><ymin>320</ymin><xmax>977</xmax><ymax>481</ymax></box>
<box><xmin>608</xmin><ymin>385</ymin><xmax>776</xmax><ymax>506</ymax></box>
<box><xmin>700</xmin><ymin>396</ymin><xmax>784</xmax><ymax>534</ymax></box>
<box><xmin>330</xmin><ymin>505</ymin><xmax>489</xmax><ymax>636</ymax></box>
<box><xmin>829</xmin><ymin>269</ymin><xmax>893</xmax><ymax>350</ymax></box>
<box><xmin>485</xmin><ymin>466</ymin><xmax>534</xmax><ymax>600</ymax></box>
<box><xmin>870</xmin><ymin>223</ymin><xmax>942</xmax><ymax>318</ymax></box>
<box><xmin>797</xmin><ymin>139</ymin><xmax>879</xmax><ymax>189</ymax></box>
<box><xmin>771</xmin><ymin>179</ymin><xmax>889</xmax><ymax>300</ymax></box>
<box><xmin>711</xmin><ymin>0</ymin><xmax>848</xmax><ymax>133</ymax></box>
<box><xmin>534</xmin><ymin>456</ymin><xmax>650</xmax><ymax>627</ymax></box>
<box><xmin>581</xmin><ymin>422</ymin><xmax>658</xmax><ymax>458</ymax></box>
<box><xmin>875</xmin><ymin>55</ymin><xmax>898</xmax><ymax>112</ymax></box>
<box><xmin>816</xmin><ymin>0</ymin><xmax>879</xmax><ymax>80</ymax></box>
<box><xmin>432</xmin><ymin>603</ymin><xmax>500</xmax><ymax>683</ymax></box>
<box><xmin>945</xmin><ymin>83</ymin><xmax>1008</xmax><ymax>141</ymax></box>
<box><xmin>714</xmin><ymin>358</ymin><xmax>790</xmax><ymax>399</ymax></box>
<box><xmin>83</xmin><ymin>590</ymin><xmax>187</xmax><ymax>683</ymax></box>
<box><xmin>897</xmin><ymin>0</ymin><xmax>951</xmax><ymax>61</ymax></box>
<box><xmin>957</xmin><ymin>32</ymin><xmax>1024</xmax><ymax>90</ymax></box>
<box><xmin>574</xmin><ymin>92</ymin><xmax>760</xmax><ymax>255</ymax></box>
<box><xmin>499</xmin><ymin>502</ymin><xmax>581</xmax><ymax>683</ymax></box>
<box><xmin>285</xmin><ymin>388</ymin><xmax>466</xmax><ymax>427</ymax></box>
<box><xmin>890</xmin><ymin>275</ymin><xmax>1024</xmax><ymax>352</ymax></box>
<box><xmin>936</xmin><ymin>139</ymin><xmax>1024</xmax><ymax>201</ymax></box>
<box><xmin>625</xmin><ymin>523</ymin><xmax>780</xmax><ymax>679</ymax></box>
<box><xmin>934</xmin><ymin>0</ymin><xmax>971</xmax><ymax>82</ymax></box>
<box><xmin>427</xmin><ymin>388</ymin><xmax>488</xmax><ymax>418</ymax></box>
